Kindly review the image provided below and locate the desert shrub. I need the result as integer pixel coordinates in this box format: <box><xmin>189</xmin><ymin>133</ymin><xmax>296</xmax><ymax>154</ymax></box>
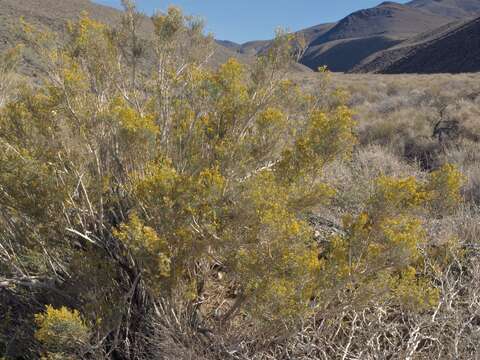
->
<box><xmin>323</xmin><ymin>145</ymin><xmax>420</xmax><ymax>214</ymax></box>
<box><xmin>321</xmin><ymin>165</ymin><xmax>462</xmax><ymax>307</ymax></box>
<box><xmin>278</xmin><ymin>54</ymin><xmax>480</xmax><ymax>360</ymax></box>
<box><xmin>0</xmin><ymin>6</ymin><xmax>356</xmax><ymax>355</ymax></box>
<box><xmin>438</xmin><ymin>140</ymin><xmax>480</xmax><ymax>204</ymax></box>
<box><xmin>0</xmin><ymin>4</ymin><xmax>472</xmax><ymax>360</ymax></box>
<box><xmin>0</xmin><ymin>45</ymin><xmax>22</xmax><ymax>107</ymax></box>
<box><xmin>35</xmin><ymin>306</ymin><xmax>90</xmax><ymax>358</ymax></box>
<box><xmin>425</xmin><ymin>163</ymin><xmax>465</xmax><ymax>215</ymax></box>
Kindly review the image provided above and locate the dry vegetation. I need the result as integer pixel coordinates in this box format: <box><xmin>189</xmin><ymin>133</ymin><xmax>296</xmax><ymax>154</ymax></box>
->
<box><xmin>295</xmin><ymin>71</ymin><xmax>480</xmax><ymax>201</ymax></box>
<box><xmin>327</xmin><ymin>72</ymin><xmax>480</xmax><ymax>201</ymax></box>
<box><xmin>284</xmin><ymin>71</ymin><xmax>480</xmax><ymax>359</ymax></box>
<box><xmin>1</xmin><ymin>4</ymin><xmax>480</xmax><ymax>360</ymax></box>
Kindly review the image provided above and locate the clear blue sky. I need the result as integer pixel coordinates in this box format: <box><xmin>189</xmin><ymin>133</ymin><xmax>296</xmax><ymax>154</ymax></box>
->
<box><xmin>93</xmin><ymin>0</ymin><xmax>408</xmax><ymax>43</ymax></box>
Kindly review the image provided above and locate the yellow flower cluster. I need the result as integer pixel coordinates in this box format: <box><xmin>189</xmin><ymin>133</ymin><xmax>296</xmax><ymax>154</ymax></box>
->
<box><xmin>322</xmin><ymin>165</ymin><xmax>463</xmax><ymax>310</ymax></box>
<box><xmin>113</xmin><ymin>213</ymin><xmax>171</xmax><ymax>280</ymax></box>
<box><xmin>426</xmin><ymin>163</ymin><xmax>465</xmax><ymax>214</ymax></box>
<box><xmin>34</xmin><ymin>306</ymin><xmax>89</xmax><ymax>355</ymax></box>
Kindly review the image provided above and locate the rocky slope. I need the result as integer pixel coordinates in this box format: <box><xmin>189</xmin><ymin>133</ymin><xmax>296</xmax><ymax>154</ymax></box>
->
<box><xmin>407</xmin><ymin>0</ymin><xmax>480</xmax><ymax>18</ymax></box>
<box><xmin>300</xmin><ymin>1</ymin><xmax>456</xmax><ymax>71</ymax></box>
<box><xmin>353</xmin><ymin>15</ymin><xmax>480</xmax><ymax>73</ymax></box>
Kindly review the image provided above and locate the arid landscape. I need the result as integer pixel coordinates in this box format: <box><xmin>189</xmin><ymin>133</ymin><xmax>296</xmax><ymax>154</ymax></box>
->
<box><xmin>1</xmin><ymin>0</ymin><xmax>480</xmax><ymax>359</ymax></box>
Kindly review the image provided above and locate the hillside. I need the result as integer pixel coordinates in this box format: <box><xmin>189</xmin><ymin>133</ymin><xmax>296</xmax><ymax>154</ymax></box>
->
<box><xmin>353</xmin><ymin>15</ymin><xmax>480</xmax><ymax>73</ymax></box>
<box><xmin>311</xmin><ymin>2</ymin><xmax>451</xmax><ymax>44</ymax></box>
<box><xmin>301</xmin><ymin>36</ymin><xmax>402</xmax><ymax>72</ymax></box>
<box><xmin>300</xmin><ymin>1</ymin><xmax>453</xmax><ymax>71</ymax></box>
<box><xmin>407</xmin><ymin>0</ymin><xmax>480</xmax><ymax>18</ymax></box>
<box><xmin>298</xmin><ymin>22</ymin><xmax>337</xmax><ymax>44</ymax></box>
<box><xmin>217</xmin><ymin>22</ymin><xmax>335</xmax><ymax>58</ymax></box>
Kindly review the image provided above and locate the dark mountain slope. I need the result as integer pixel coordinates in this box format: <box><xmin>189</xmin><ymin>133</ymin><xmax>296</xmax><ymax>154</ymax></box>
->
<box><xmin>407</xmin><ymin>0</ymin><xmax>480</xmax><ymax>18</ymax></box>
<box><xmin>310</xmin><ymin>2</ymin><xmax>451</xmax><ymax>46</ymax></box>
<box><xmin>297</xmin><ymin>22</ymin><xmax>337</xmax><ymax>44</ymax></box>
<box><xmin>300</xmin><ymin>1</ymin><xmax>452</xmax><ymax>71</ymax></box>
<box><xmin>301</xmin><ymin>36</ymin><xmax>402</xmax><ymax>72</ymax></box>
<box><xmin>353</xmin><ymin>15</ymin><xmax>480</xmax><ymax>73</ymax></box>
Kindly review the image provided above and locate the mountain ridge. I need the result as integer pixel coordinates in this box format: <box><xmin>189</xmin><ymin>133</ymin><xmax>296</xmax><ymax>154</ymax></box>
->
<box><xmin>299</xmin><ymin>1</ymin><xmax>458</xmax><ymax>71</ymax></box>
<box><xmin>228</xmin><ymin>0</ymin><xmax>480</xmax><ymax>73</ymax></box>
<box><xmin>353</xmin><ymin>14</ymin><xmax>480</xmax><ymax>73</ymax></box>
<box><xmin>407</xmin><ymin>0</ymin><xmax>480</xmax><ymax>18</ymax></box>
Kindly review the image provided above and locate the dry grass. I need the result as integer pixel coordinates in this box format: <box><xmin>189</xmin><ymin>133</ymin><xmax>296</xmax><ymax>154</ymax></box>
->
<box><xmin>295</xmin><ymin>71</ymin><xmax>480</xmax><ymax>203</ymax></box>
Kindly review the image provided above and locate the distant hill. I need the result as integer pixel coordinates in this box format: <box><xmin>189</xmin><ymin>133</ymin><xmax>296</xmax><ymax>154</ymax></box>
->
<box><xmin>297</xmin><ymin>23</ymin><xmax>337</xmax><ymax>44</ymax></box>
<box><xmin>353</xmin><ymin>15</ymin><xmax>480</xmax><ymax>73</ymax></box>
<box><xmin>310</xmin><ymin>2</ymin><xmax>450</xmax><ymax>44</ymax></box>
<box><xmin>216</xmin><ymin>23</ymin><xmax>335</xmax><ymax>59</ymax></box>
<box><xmin>241</xmin><ymin>0</ymin><xmax>480</xmax><ymax>73</ymax></box>
<box><xmin>301</xmin><ymin>36</ymin><xmax>402</xmax><ymax>72</ymax></box>
<box><xmin>218</xmin><ymin>39</ymin><xmax>272</xmax><ymax>56</ymax></box>
<box><xmin>300</xmin><ymin>1</ymin><xmax>454</xmax><ymax>71</ymax></box>
<box><xmin>407</xmin><ymin>0</ymin><xmax>480</xmax><ymax>18</ymax></box>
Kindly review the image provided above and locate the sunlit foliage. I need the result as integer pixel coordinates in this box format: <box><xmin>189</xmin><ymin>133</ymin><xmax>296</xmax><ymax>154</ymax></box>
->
<box><xmin>35</xmin><ymin>306</ymin><xmax>90</xmax><ymax>358</ymax></box>
<box><xmin>0</xmin><ymin>4</ymin><xmax>465</xmax><ymax>359</ymax></box>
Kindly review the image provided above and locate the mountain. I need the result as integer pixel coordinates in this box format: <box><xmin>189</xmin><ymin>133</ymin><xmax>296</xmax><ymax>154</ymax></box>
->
<box><xmin>282</xmin><ymin>0</ymin><xmax>480</xmax><ymax>72</ymax></box>
<box><xmin>299</xmin><ymin>1</ymin><xmax>455</xmax><ymax>71</ymax></box>
<box><xmin>301</xmin><ymin>36</ymin><xmax>402</xmax><ymax>72</ymax></box>
<box><xmin>217</xmin><ymin>39</ymin><xmax>272</xmax><ymax>56</ymax></box>
<box><xmin>353</xmin><ymin>15</ymin><xmax>480</xmax><ymax>73</ymax></box>
<box><xmin>407</xmin><ymin>0</ymin><xmax>480</xmax><ymax>18</ymax></box>
<box><xmin>310</xmin><ymin>2</ymin><xmax>451</xmax><ymax>44</ymax></box>
<box><xmin>297</xmin><ymin>22</ymin><xmax>337</xmax><ymax>44</ymax></box>
<box><xmin>190</xmin><ymin>0</ymin><xmax>480</xmax><ymax>74</ymax></box>
<box><xmin>217</xmin><ymin>22</ymin><xmax>335</xmax><ymax>58</ymax></box>
<box><xmin>216</xmin><ymin>40</ymin><xmax>241</xmax><ymax>50</ymax></box>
